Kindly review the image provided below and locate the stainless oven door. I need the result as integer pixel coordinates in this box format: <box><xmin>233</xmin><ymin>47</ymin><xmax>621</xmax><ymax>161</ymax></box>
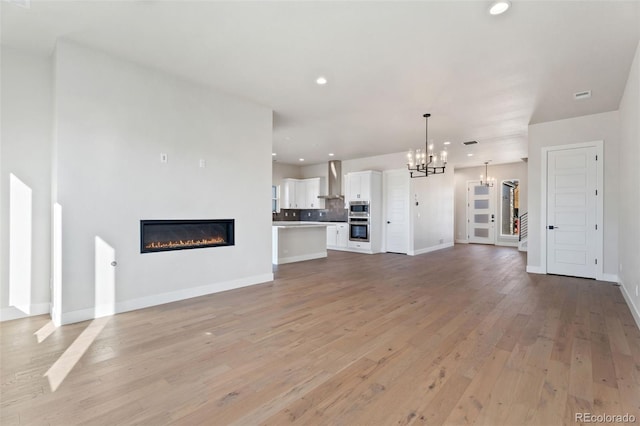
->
<box><xmin>349</xmin><ymin>218</ymin><xmax>370</xmax><ymax>242</ymax></box>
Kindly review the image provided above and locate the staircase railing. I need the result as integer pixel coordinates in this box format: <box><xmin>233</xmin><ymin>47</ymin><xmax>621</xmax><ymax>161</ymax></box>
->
<box><xmin>518</xmin><ymin>212</ymin><xmax>528</xmax><ymax>251</ymax></box>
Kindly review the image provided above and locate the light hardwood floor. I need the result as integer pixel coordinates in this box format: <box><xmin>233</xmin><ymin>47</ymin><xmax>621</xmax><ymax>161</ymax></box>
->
<box><xmin>1</xmin><ymin>245</ymin><xmax>639</xmax><ymax>425</ymax></box>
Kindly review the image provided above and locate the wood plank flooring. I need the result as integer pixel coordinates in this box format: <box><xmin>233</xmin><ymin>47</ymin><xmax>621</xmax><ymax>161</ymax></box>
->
<box><xmin>1</xmin><ymin>244</ymin><xmax>639</xmax><ymax>425</ymax></box>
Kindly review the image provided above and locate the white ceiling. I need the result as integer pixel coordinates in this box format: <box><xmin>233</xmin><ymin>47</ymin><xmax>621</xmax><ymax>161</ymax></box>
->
<box><xmin>2</xmin><ymin>1</ymin><xmax>639</xmax><ymax>167</ymax></box>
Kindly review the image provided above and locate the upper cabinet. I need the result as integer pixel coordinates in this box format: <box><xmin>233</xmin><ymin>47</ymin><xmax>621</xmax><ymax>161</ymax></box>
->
<box><xmin>305</xmin><ymin>178</ymin><xmax>323</xmax><ymax>209</ymax></box>
<box><xmin>346</xmin><ymin>171</ymin><xmax>377</xmax><ymax>202</ymax></box>
<box><xmin>281</xmin><ymin>177</ymin><xmax>325</xmax><ymax>209</ymax></box>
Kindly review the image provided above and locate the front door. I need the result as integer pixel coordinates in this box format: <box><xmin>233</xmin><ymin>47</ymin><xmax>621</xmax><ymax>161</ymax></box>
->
<box><xmin>467</xmin><ymin>181</ymin><xmax>495</xmax><ymax>244</ymax></box>
<box><xmin>546</xmin><ymin>147</ymin><xmax>598</xmax><ymax>278</ymax></box>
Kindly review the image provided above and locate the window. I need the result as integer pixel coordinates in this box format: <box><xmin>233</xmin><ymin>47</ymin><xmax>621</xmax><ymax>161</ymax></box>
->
<box><xmin>272</xmin><ymin>185</ymin><xmax>279</xmax><ymax>213</ymax></box>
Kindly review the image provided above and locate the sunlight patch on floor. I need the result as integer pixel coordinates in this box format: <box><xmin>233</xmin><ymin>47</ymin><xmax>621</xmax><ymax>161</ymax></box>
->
<box><xmin>34</xmin><ymin>320</ymin><xmax>57</xmax><ymax>344</ymax></box>
<box><xmin>44</xmin><ymin>317</ymin><xmax>110</xmax><ymax>392</ymax></box>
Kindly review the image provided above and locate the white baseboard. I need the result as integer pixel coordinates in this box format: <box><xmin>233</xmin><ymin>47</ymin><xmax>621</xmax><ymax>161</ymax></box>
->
<box><xmin>455</xmin><ymin>239</ymin><xmax>469</xmax><ymax>244</ymax></box>
<box><xmin>59</xmin><ymin>272</ymin><xmax>274</xmax><ymax>326</ymax></box>
<box><xmin>495</xmin><ymin>241</ymin><xmax>519</xmax><ymax>247</ymax></box>
<box><xmin>409</xmin><ymin>242</ymin><xmax>454</xmax><ymax>256</ymax></box>
<box><xmin>602</xmin><ymin>273</ymin><xmax>620</xmax><ymax>283</ymax></box>
<box><xmin>274</xmin><ymin>252</ymin><xmax>327</xmax><ymax>265</ymax></box>
<box><xmin>0</xmin><ymin>303</ymin><xmax>50</xmax><ymax>322</ymax></box>
<box><xmin>526</xmin><ymin>265</ymin><xmax>546</xmax><ymax>274</ymax></box>
<box><xmin>619</xmin><ymin>279</ymin><xmax>640</xmax><ymax>331</ymax></box>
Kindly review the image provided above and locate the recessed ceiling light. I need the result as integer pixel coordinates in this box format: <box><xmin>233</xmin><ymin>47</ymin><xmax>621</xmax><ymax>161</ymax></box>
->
<box><xmin>316</xmin><ymin>76</ymin><xmax>327</xmax><ymax>85</ymax></box>
<box><xmin>443</xmin><ymin>141</ymin><xmax>451</xmax><ymax>145</ymax></box>
<box><xmin>299</xmin><ymin>158</ymin><xmax>305</xmax><ymax>162</ymax></box>
<box><xmin>467</xmin><ymin>153</ymin><xmax>474</xmax><ymax>157</ymax></box>
<box><xmin>328</xmin><ymin>153</ymin><xmax>335</xmax><ymax>157</ymax></box>
<box><xmin>272</xmin><ymin>153</ymin><xmax>276</xmax><ymax>156</ymax></box>
<box><xmin>489</xmin><ymin>0</ymin><xmax>511</xmax><ymax>15</ymax></box>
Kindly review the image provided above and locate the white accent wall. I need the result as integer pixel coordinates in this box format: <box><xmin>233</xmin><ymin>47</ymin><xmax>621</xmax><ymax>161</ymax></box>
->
<box><xmin>618</xmin><ymin>41</ymin><xmax>640</xmax><ymax>325</ymax></box>
<box><xmin>0</xmin><ymin>48</ymin><xmax>53</xmax><ymax>321</ymax></box>
<box><xmin>2</xmin><ymin>41</ymin><xmax>274</xmax><ymax>324</ymax></box>
<box><xmin>527</xmin><ymin>111</ymin><xmax>620</xmax><ymax>278</ymax></box>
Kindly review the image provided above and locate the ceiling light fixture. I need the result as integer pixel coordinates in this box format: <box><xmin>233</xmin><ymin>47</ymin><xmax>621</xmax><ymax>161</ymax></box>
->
<box><xmin>272</xmin><ymin>153</ymin><xmax>276</xmax><ymax>156</ymax></box>
<box><xmin>299</xmin><ymin>158</ymin><xmax>305</xmax><ymax>162</ymax></box>
<box><xmin>468</xmin><ymin>153</ymin><xmax>474</xmax><ymax>157</ymax></box>
<box><xmin>444</xmin><ymin>141</ymin><xmax>451</xmax><ymax>145</ymax></box>
<box><xmin>406</xmin><ymin>114</ymin><xmax>447</xmax><ymax>178</ymax></box>
<box><xmin>316</xmin><ymin>76</ymin><xmax>327</xmax><ymax>85</ymax></box>
<box><xmin>480</xmin><ymin>161</ymin><xmax>496</xmax><ymax>187</ymax></box>
<box><xmin>328</xmin><ymin>153</ymin><xmax>335</xmax><ymax>157</ymax></box>
<box><xmin>489</xmin><ymin>0</ymin><xmax>511</xmax><ymax>15</ymax></box>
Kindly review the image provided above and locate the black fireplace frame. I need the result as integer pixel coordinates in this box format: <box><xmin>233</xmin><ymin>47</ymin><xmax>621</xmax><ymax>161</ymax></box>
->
<box><xmin>140</xmin><ymin>219</ymin><xmax>235</xmax><ymax>253</ymax></box>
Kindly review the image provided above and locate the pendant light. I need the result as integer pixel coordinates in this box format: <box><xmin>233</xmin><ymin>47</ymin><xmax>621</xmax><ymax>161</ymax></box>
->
<box><xmin>406</xmin><ymin>114</ymin><xmax>447</xmax><ymax>178</ymax></box>
<box><xmin>480</xmin><ymin>161</ymin><xmax>495</xmax><ymax>187</ymax></box>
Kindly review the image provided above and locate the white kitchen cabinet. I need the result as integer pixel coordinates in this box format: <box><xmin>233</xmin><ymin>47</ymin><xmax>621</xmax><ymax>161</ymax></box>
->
<box><xmin>336</xmin><ymin>223</ymin><xmax>348</xmax><ymax>247</ymax></box>
<box><xmin>281</xmin><ymin>177</ymin><xmax>325</xmax><ymax>209</ymax></box>
<box><xmin>305</xmin><ymin>177</ymin><xmax>325</xmax><ymax>209</ymax></box>
<box><xmin>326</xmin><ymin>225</ymin><xmax>337</xmax><ymax>247</ymax></box>
<box><xmin>295</xmin><ymin>180</ymin><xmax>307</xmax><ymax>209</ymax></box>
<box><xmin>327</xmin><ymin>222</ymin><xmax>349</xmax><ymax>250</ymax></box>
<box><xmin>282</xmin><ymin>178</ymin><xmax>297</xmax><ymax>208</ymax></box>
<box><xmin>346</xmin><ymin>171</ymin><xmax>372</xmax><ymax>201</ymax></box>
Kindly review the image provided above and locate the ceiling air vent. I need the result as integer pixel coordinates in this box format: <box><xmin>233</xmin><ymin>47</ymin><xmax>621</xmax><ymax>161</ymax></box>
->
<box><xmin>462</xmin><ymin>140</ymin><xmax>478</xmax><ymax>146</ymax></box>
<box><xmin>574</xmin><ymin>90</ymin><xmax>592</xmax><ymax>100</ymax></box>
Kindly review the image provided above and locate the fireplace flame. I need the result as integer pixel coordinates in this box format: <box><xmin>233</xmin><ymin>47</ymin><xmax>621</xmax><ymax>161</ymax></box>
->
<box><xmin>144</xmin><ymin>236</ymin><xmax>226</xmax><ymax>250</ymax></box>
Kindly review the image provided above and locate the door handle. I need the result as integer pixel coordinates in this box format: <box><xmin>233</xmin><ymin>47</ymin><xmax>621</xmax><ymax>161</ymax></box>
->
<box><xmin>387</xmin><ymin>221</ymin><xmax>391</xmax><ymax>224</ymax></box>
<box><xmin>548</xmin><ymin>225</ymin><xmax>558</xmax><ymax>230</ymax></box>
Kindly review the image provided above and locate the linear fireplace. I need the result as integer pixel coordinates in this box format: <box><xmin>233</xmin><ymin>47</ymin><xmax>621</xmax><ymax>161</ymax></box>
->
<box><xmin>140</xmin><ymin>219</ymin><xmax>235</xmax><ymax>253</ymax></box>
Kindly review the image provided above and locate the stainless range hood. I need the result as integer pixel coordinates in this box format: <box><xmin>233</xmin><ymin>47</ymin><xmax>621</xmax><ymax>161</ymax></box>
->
<box><xmin>318</xmin><ymin>160</ymin><xmax>344</xmax><ymax>200</ymax></box>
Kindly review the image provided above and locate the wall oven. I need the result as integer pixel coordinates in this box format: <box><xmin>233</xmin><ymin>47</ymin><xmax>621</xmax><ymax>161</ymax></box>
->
<box><xmin>349</xmin><ymin>217</ymin><xmax>370</xmax><ymax>242</ymax></box>
<box><xmin>349</xmin><ymin>201</ymin><xmax>369</xmax><ymax>217</ymax></box>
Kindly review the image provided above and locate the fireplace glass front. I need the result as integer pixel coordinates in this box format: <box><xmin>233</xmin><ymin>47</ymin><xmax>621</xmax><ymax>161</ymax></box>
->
<box><xmin>140</xmin><ymin>219</ymin><xmax>234</xmax><ymax>253</ymax></box>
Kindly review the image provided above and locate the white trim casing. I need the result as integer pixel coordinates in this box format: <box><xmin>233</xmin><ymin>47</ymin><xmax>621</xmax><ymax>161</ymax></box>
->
<box><xmin>540</xmin><ymin>141</ymin><xmax>604</xmax><ymax>280</ymax></box>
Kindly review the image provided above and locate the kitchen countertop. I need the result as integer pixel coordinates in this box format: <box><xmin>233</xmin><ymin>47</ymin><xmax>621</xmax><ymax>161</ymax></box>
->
<box><xmin>272</xmin><ymin>221</ymin><xmax>346</xmax><ymax>228</ymax></box>
<box><xmin>272</xmin><ymin>222</ymin><xmax>331</xmax><ymax>228</ymax></box>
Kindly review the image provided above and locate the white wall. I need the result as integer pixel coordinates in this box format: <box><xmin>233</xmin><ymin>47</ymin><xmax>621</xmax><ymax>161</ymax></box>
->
<box><xmin>52</xmin><ymin>42</ymin><xmax>273</xmax><ymax>324</ymax></box>
<box><xmin>618</xmin><ymin>41</ymin><xmax>640</xmax><ymax>325</ymax></box>
<box><xmin>410</xmin><ymin>168</ymin><xmax>455</xmax><ymax>254</ymax></box>
<box><xmin>527</xmin><ymin>111</ymin><xmax>620</xmax><ymax>277</ymax></box>
<box><xmin>0</xmin><ymin>48</ymin><xmax>53</xmax><ymax>320</ymax></box>
<box><xmin>272</xmin><ymin>162</ymin><xmax>301</xmax><ymax>188</ymax></box>
<box><xmin>454</xmin><ymin>162</ymin><xmax>528</xmax><ymax>245</ymax></box>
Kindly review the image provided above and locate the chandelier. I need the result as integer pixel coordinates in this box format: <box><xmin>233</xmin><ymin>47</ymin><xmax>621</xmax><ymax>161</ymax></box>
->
<box><xmin>406</xmin><ymin>113</ymin><xmax>447</xmax><ymax>178</ymax></box>
<box><xmin>480</xmin><ymin>161</ymin><xmax>495</xmax><ymax>187</ymax></box>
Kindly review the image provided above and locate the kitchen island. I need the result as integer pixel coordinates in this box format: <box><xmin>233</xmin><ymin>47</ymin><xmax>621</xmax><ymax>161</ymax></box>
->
<box><xmin>272</xmin><ymin>222</ymin><xmax>329</xmax><ymax>265</ymax></box>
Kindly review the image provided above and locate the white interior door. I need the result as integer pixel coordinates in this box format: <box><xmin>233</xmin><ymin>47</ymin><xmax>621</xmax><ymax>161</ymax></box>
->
<box><xmin>467</xmin><ymin>181</ymin><xmax>495</xmax><ymax>244</ymax></box>
<box><xmin>547</xmin><ymin>147</ymin><xmax>598</xmax><ymax>278</ymax></box>
<box><xmin>384</xmin><ymin>170</ymin><xmax>409</xmax><ymax>254</ymax></box>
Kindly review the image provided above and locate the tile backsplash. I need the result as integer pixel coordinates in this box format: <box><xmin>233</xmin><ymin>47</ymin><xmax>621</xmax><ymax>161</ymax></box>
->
<box><xmin>273</xmin><ymin>198</ymin><xmax>347</xmax><ymax>222</ymax></box>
